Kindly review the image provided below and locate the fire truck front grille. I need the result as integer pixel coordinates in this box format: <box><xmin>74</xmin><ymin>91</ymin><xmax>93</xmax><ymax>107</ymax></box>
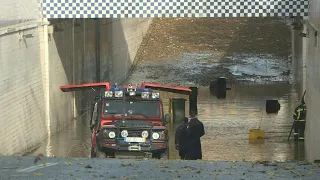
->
<box><xmin>126</xmin><ymin>129</ymin><xmax>149</xmax><ymax>138</ymax></box>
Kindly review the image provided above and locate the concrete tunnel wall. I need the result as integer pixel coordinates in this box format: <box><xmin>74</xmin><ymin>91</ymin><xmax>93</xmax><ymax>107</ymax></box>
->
<box><xmin>305</xmin><ymin>0</ymin><xmax>320</xmax><ymax>162</ymax></box>
<box><xmin>0</xmin><ymin>0</ymin><xmax>41</xmax><ymax>27</ymax></box>
<box><xmin>0</xmin><ymin>18</ymin><xmax>152</xmax><ymax>155</ymax></box>
<box><xmin>48</xmin><ymin>18</ymin><xmax>152</xmax><ymax>133</ymax></box>
<box><xmin>0</xmin><ymin>22</ymin><xmax>50</xmax><ymax>155</ymax></box>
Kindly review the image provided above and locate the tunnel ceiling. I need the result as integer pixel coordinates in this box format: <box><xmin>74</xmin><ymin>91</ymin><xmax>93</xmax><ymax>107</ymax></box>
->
<box><xmin>41</xmin><ymin>0</ymin><xmax>309</xmax><ymax>19</ymax></box>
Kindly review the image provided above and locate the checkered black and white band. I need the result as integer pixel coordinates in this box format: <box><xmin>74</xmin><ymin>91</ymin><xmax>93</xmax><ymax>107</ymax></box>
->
<box><xmin>41</xmin><ymin>0</ymin><xmax>309</xmax><ymax>19</ymax></box>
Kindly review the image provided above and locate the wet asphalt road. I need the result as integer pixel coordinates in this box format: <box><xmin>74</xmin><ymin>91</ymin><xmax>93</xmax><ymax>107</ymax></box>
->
<box><xmin>1</xmin><ymin>156</ymin><xmax>319</xmax><ymax>180</ymax></box>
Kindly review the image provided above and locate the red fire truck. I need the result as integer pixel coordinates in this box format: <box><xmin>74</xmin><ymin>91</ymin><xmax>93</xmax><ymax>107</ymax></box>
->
<box><xmin>60</xmin><ymin>82</ymin><xmax>191</xmax><ymax>159</ymax></box>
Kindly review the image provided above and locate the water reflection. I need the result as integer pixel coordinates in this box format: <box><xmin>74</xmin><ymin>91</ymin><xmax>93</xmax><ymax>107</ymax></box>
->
<box><xmin>32</xmin><ymin>84</ymin><xmax>305</xmax><ymax>162</ymax></box>
<box><xmin>32</xmin><ymin>116</ymin><xmax>92</xmax><ymax>158</ymax></box>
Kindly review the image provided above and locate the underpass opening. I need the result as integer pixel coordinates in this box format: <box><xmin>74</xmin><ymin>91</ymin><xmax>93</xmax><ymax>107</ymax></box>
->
<box><xmin>29</xmin><ymin>16</ymin><xmax>307</xmax><ymax>162</ymax></box>
<box><xmin>0</xmin><ymin>0</ymin><xmax>314</xmax><ymax>165</ymax></box>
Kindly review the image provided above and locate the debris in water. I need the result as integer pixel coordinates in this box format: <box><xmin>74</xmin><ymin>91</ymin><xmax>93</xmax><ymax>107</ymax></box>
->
<box><xmin>85</xmin><ymin>164</ymin><xmax>92</xmax><ymax>168</ymax></box>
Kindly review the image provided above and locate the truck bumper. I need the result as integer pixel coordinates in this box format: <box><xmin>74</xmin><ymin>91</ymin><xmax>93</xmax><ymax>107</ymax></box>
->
<box><xmin>97</xmin><ymin>139</ymin><xmax>167</xmax><ymax>153</ymax></box>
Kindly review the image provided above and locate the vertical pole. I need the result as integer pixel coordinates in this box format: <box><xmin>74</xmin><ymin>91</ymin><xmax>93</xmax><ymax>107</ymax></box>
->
<box><xmin>189</xmin><ymin>87</ymin><xmax>198</xmax><ymax>115</ymax></box>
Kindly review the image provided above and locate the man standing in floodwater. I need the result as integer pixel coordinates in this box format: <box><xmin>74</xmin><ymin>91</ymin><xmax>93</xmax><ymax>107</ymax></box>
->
<box><xmin>293</xmin><ymin>91</ymin><xmax>307</xmax><ymax>140</ymax></box>
<box><xmin>175</xmin><ymin>117</ymin><xmax>189</xmax><ymax>159</ymax></box>
<box><xmin>186</xmin><ymin>111</ymin><xmax>205</xmax><ymax>160</ymax></box>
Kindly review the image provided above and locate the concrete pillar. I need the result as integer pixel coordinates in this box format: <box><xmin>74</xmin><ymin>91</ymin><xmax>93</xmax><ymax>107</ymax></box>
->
<box><xmin>291</xmin><ymin>17</ymin><xmax>304</xmax><ymax>95</ymax></box>
<box><xmin>302</xmin><ymin>24</ymin><xmax>308</xmax><ymax>92</ymax></box>
<box><xmin>43</xmin><ymin>22</ymin><xmax>53</xmax><ymax>158</ymax></box>
<box><xmin>305</xmin><ymin>21</ymin><xmax>320</xmax><ymax>162</ymax></box>
<box><xmin>41</xmin><ymin>20</ymin><xmax>51</xmax><ymax>137</ymax></box>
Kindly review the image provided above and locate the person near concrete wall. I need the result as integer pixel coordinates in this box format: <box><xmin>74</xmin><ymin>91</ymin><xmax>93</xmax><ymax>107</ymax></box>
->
<box><xmin>293</xmin><ymin>91</ymin><xmax>307</xmax><ymax>140</ymax></box>
<box><xmin>175</xmin><ymin>117</ymin><xmax>189</xmax><ymax>160</ymax></box>
<box><xmin>186</xmin><ymin>111</ymin><xmax>205</xmax><ymax>160</ymax></box>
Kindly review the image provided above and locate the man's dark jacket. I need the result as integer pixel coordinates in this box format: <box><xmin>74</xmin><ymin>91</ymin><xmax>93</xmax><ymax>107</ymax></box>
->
<box><xmin>186</xmin><ymin>118</ymin><xmax>205</xmax><ymax>160</ymax></box>
<box><xmin>175</xmin><ymin>122</ymin><xmax>189</xmax><ymax>151</ymax></box>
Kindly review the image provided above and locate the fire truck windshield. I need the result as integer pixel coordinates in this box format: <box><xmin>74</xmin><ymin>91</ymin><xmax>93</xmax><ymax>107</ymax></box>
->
<box><xmin>103</xmin><ymin>100</ymin><xmax>160</xmax><ymax>117</ymax></box>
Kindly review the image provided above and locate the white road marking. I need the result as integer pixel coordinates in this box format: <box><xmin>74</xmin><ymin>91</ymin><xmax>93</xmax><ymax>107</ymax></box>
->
<box><xmin>17</xmin><ymin>163</ymin><xmax>59</xmax><ymax>172</ymax></box>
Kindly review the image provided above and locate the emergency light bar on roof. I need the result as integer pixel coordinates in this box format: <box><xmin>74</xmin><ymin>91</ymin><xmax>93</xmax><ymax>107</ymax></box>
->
<box><xmin>105</xmin><ymin>84</ymin><xmax>159</xmax><ymax>99</ymax></box>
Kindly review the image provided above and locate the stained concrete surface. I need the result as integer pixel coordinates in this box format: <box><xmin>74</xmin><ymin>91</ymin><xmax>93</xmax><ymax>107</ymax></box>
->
<box><xmin>0</xmin><ymin>156</ymin><xmax>319</xmax><ymax>180</ymax></box>
<box><xmin>304</xmin><ymin>0</ymin><xmax>320</xmax><ymax>162</ymax></box>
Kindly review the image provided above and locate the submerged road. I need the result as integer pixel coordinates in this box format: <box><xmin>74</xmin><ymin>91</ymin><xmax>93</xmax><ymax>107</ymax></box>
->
<box><xmin>30</xmin><ymin>84</ymin><xmax>305</xmax><ymax>161</ymax></box>
<box><xmin>0</xmin><ymin>156</ymin><xmax>319</xmax><ymax>180</ymax></box>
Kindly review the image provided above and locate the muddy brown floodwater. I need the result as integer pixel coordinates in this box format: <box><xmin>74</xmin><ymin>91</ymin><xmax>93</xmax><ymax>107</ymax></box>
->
<box><xmin>31</xmin><ymin>17</ymin><xmax>305</xmax><ymax>162</ymax></box>
<box><xmin>161</xmin><ymin>85</ymin><xmax>304</xmax><ymax>161</ymax></box>
<box><xmin>31</xmin><ymin>84</ymin><xmax>304</xmax><ymax>162</ymax></box>
<box><xmin>133</xmin><ymin>17</ymin><xmax>292</xmax><ymax>85</ymax></box>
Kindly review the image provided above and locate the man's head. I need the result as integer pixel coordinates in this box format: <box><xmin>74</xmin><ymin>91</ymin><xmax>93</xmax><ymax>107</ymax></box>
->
<box><xmin>190</xmin><ymin>111</ymin><xmax>197</xmax><ymax>118</ymax></box>
<box><xmin>183</xmin><ymin>117</ymin><xmax>188</xmax><ymax>123</ymax></box>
